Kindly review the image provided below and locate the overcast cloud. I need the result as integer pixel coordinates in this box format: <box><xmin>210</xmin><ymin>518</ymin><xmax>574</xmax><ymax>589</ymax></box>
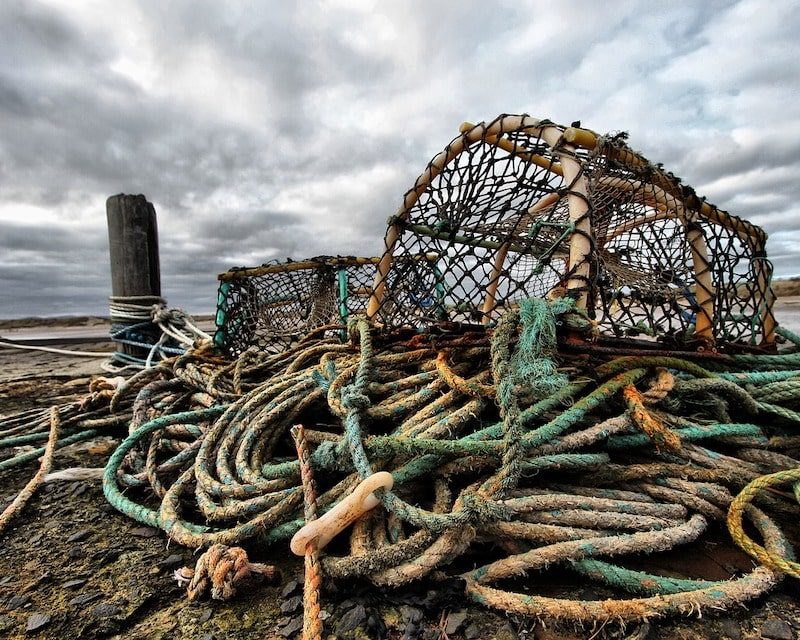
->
<box><xmin>1</xmin><ymin>0</ymin><xmax>798</xmax><ymax>317</ymax></box>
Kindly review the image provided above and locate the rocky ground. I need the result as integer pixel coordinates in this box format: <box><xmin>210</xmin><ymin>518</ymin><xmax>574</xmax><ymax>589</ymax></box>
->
<box><xmin>1</xmin><ymin>335</ymin><xmax>799</xmax><ymax>639</ymax></box>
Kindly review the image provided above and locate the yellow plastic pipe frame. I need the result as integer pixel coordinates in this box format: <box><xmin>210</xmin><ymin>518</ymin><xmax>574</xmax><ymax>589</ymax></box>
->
<box><xmin>367</xmin><ymin>116</ymin><xmax>593</xmax><ymax>319</ymax></box>
<box><xmin>367</xmin><ymin>116</ymin><xmax>775</xmax><ymax>346</ymax></box>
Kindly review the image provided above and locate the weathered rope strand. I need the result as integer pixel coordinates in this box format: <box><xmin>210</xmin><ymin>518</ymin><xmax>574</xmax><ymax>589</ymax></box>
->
<box><xmin>292</xmin><ymin>425</ymin><xmax>323</xmax><ymax>640</ymax></box>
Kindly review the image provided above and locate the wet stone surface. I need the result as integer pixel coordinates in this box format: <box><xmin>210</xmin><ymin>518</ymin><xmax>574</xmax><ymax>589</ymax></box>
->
<box><xmin>25</xmin><ymin>613</ymin><xmax>51</xmax><ymax>633</ymax></box>
<box><xmin>761</xmin><ymin>618</ymin><xmax>794</xmax><ymax>640</ymax></box>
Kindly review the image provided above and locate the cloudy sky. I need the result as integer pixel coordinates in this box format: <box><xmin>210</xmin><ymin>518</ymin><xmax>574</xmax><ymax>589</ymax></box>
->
<box><xmin>1</xmin><ymin>0</ymin><xmax>799</xmax><ymax>317</ymax></box>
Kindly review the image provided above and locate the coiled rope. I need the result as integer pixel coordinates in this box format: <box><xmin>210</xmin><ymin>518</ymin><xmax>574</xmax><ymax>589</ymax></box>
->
<box><xmin>107</xmin><ymin>295</ymin><xmax>211</xmax><ymax>371</ymax></box>
<box><xmin>3</xmin><ymin>297</ymin><xmax>800</xmax><ymax>627</ymax></box>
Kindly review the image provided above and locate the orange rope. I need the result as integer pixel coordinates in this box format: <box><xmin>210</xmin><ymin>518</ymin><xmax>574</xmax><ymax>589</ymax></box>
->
<box><xmin>623</xmin><ymin>384</ymin><xmax>681</xmax><ymax>453</ymax></box>
<box><xmin>292</xmin><ymin>424</ymin><xmax>323</xmax><ymax>640</ymax></box>
<box><xmin>0</xmin><ymin>407</ymin><xmax>61</xmax><ymax>535</ymax></box>
<box><xmin>436</xmin><ymin>351</ymin><xmax>495</xmax><ymax>398</ymax></box>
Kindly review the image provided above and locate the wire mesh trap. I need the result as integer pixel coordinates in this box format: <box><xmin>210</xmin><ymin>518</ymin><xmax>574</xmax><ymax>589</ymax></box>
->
<box><xmin>214</xmin><ymin>255</ymin><xmax>443</xmax><ymax>356</ymax></box>
<box><xmin>366</xmin><ymin>114</ymin><xmax>776</xmax><ymax>352</ymax></box>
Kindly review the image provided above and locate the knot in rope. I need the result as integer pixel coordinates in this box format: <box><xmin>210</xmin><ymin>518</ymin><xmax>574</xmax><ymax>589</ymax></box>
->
<box><xmin>460</xmin><ymin>491</ymin><xmax>511</xmax><ymax>525</ymax></box>
<box><xmin>341</xmin><ymin>387</ymin><xmax>372</xmax><ymax>411</ymax></box>
<box><xmin>174</xmin><ymin>544</ymin><xmax>277</xmax><ymax>601</ymax></box>
<box><xmin>341</xmin><ymin>317</ymin><xmax>375</xmax><ymax>412</ymax></box>
<box><xmin>150</xmin><ymin>303</ymin><xmax>177</xmax><ymax>325</ymax></box>
<box><xmin>81</xmin><ymin>376</ymin><xmax>126</xmax><ymax>410</ymax></box>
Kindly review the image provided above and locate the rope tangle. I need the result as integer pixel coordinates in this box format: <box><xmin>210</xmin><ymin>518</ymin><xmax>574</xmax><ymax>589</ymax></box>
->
<box><xmin>2</xmin><ymin>300</ymin><xmax>799</xmax><ymax>627</ymax></box>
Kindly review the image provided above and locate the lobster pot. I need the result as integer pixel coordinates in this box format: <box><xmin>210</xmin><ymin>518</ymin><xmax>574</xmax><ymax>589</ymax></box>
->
<box><xmin>214</xmin><ymin>255</ymin><xmax>442</xmax><ymax>356</ymax></box>
<box><xmin>367</xmin><ymin>114</ymin><xmax>775</xmax><ymax>351</ymax></box>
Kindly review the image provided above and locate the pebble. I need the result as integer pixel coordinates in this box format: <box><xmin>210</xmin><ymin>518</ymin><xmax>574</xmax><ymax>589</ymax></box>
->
<box><xmin>336</xmin><ymin>604</ymin><xmax>367</xmax><ymax>635</ymax></box>
<box><xmin>761</xmin><ymin>619</ymin><xmax>793</xmax><ymax>640</ymax></box>
<box><xmin>197</xmin><ymin>608</ymin><xmax>213</xmax><ymax>623</ymax></box>
<box><xmin>130</xmin><ymin>527</ymin><xmax>160</xmax><ymax>538</ymax></box>
<box><xmin>157</xmin><ymin>554</ymin><xmax>184</xmax><ymax>571</ymax></box>
<box><xmin>400</xmin><ymin>605</ymin><xmax>422</xmax><ymax>624</ymax></box>
<box><xmin>0</xmin><ymin>615</ymin><xmax>13</xmax><ymax>633</ymax></box>
<box><xmin>401</xmin><ymin>619</ymin><xmax>421</xmax><ymax>639</ymax></box>
<box><xmin>718</xmin><ymin>618</ymin><xmax>742</xmax><ymax>640</ymax></box>
<box><xmin>62</xmin><ymin>579</ymin><xmax>88</xmax><ymax>589</ymax></box>
<box><xmin>67</xmin><ymin>547</ymin><xmax>84</xmax><ymax>560</ymax></box>
<box><xmin>68</xmin><ymin>592</ymin><xmax>102</xmax><ymax>607</ymax></box>
<box><xmin>90</xmin><ymin>603</ymin><xmax>120</xmax><ymax>618</ymax></box>
<box><xmin>66</xmin><ymin>529</ymin><xmax>91</xmax><ymax>543</ymax></box>
<box><xmin>70</xmin><ymin>483</ymin><xmax>89</xmax><ymax>498</ymax></box>
<box><xmin>280</xmin><ymin>579</ymin><xmax>300</xmax><ymax>598</ymax></box>
<box><xmin>280</xmin><ymin>595</ymin><xmax>302</xmax><ymax>614</ymax></box>
<box><xmin>367</xmin><ymin>611</ymin><xmax>387</xmax><ymax>637</ymax></box>
<box><xmin>445</xmin><ymin>610</ymin><xmax>468</xmax><ymax>635</ymax></box>
<box><xmin>465</xmin><ymin>624</ymin><xmax>481</xmax><ymax>640</ymax></box>
<box><xmin>92</xmin><ymin>548</ymin><xmax>122</xmax><ymax>565</ymax></box>
<box><xmin>7</xmin><ymin>594</ymin><xmax>31</xmax><ymax>609</ymax></box>
<box><xmin>278</xmin><ymin>616</ymin><xmax>303</xmax><ymax>637</ymax></box>
<box><xmin>25</xmin><ymin>612</ymin><xmax>51</xmax><ymax>633</ymax></box>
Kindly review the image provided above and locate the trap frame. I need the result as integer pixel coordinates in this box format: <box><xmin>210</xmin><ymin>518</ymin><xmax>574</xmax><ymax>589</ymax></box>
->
<box><xmin>214</xmin><ymin>254</ymin><xmax>443</xmax><ymax>356</ymax></box>
<box><xmin>366</xmin><ymin>114</ymin><xmax>775</xmax><ymax>352</ymax></box>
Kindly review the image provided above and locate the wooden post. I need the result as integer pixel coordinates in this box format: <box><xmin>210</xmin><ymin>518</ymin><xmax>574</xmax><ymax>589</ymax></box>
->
<box><xmin>106</xmin><ymin>194</ymin><xmax>162</xmax><ymax>357</ymax></box>
<box><xmin>107</xmin><ymin>194</ymin><xmax>161</xmax><ymax>297</ymax></box>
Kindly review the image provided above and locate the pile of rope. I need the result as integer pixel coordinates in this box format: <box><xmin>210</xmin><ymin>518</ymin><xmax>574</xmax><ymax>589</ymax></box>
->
<box><xmin>3</xmin><ymin>298</ymin><xmax>800</xmax><ymax>631</ymax></box>
<box><xmin>0</xmin><ymin>377</ymin><xmax>130</xmax><ymax>534</ymax></box>
<box><xmin>94</xmin><ymin>299</ymin><xmax>800</xmax><ymax>626</ymax></box>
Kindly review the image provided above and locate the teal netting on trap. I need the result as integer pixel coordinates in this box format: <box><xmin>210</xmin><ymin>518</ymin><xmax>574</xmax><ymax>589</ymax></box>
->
<box><xmin>214</xmin><ymin>255</ymin><xmax>443</xmax><ymax>356</ymax></box>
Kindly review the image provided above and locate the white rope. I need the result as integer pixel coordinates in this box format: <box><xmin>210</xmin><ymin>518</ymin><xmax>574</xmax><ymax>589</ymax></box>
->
<box><xmin>0</xmin><ymin>296</ymin><xmax>208</xmax><ymax>371</ymax></box>
<box><xmin>107</xmin><ymin>296</ymin><xmax>212</xmax><ymax>371</ymax></box>
<box><xmin>100</xmin><ymin>360</ymin><xmax>142</xmax><ymax>375</ymax></box>
<box><xmin>0</xmin><ymin>299</ymin><xmax>208</xmax><ymax>365</ymax></box>
<box><xmin>44</xmin><ymin>467</ymin><xmax>105</xmax><ymax>482</ymax></box>
<box><xmin>109</xmin><ymin>296</ymin><xmax>212</xmax><ymax>348</ymax></box>
<box><xmin>0</xmin><ymin>340</ymin><xmax>111</xmax><ymax>358</ymax></box>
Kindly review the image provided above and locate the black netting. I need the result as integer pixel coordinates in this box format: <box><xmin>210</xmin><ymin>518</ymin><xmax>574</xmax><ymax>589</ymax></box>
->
<box><xmin>586</xmin><ymin>134</ymin><xmax>774</xmax><ymax>348</ymax></box>
<box><xmin>214</xmin><ymin>256</ymin><xmax>440</xmax><ymax>356</ymax></box>
<box><xmin>214</xmin><ymin>115</ymin><xmax>774</xmax><ymax>354</ymax></box>
<box><xmin>366</xmin><ymin>114</ymin><xmax>775</xmax><ymax>351</ymax></box>
<box><xmin>372</xmin><ymin>118</ymin><xmax>578</xmax><ymax>329</ymax></box>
